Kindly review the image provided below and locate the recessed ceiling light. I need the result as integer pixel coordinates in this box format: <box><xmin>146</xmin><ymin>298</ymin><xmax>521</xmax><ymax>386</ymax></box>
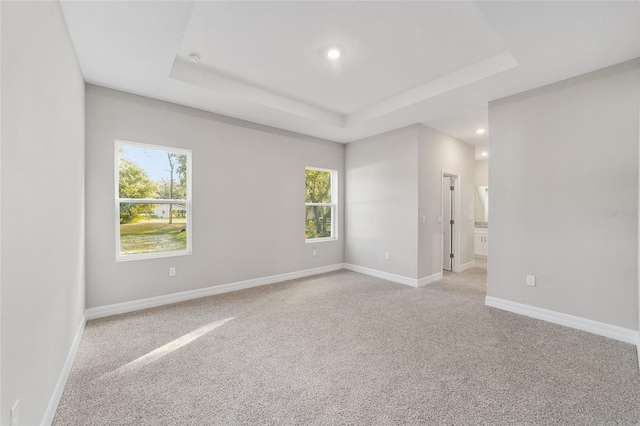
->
<box><xmin>476</xmin><ymin>128</ymin><xmax>486</xmax><ymax>134</ymax></box>
<box><xmin>188</xmin><ymin>53</ymin><xmax>201</xmax><ymax>63</ymax></box>
<box><xmin>481</xmin><ymin>152</ymin><xmax>488</xmax><ymax>156</ymax></box>
<box><xmin>327</xmin><ymin>49</ymin><xmax>341</xmax><ymax>60</ymax></box>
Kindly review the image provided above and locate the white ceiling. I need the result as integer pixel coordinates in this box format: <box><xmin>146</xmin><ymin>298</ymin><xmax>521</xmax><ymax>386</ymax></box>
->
<box><xmin>60</xmin><ymin>1</ymin><xmax>639</xmax><ymax>148</ymax></box>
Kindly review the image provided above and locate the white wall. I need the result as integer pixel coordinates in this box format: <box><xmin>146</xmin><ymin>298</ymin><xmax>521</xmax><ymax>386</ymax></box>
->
<box><xmin>1</xmin><ymin>2</ymin><xmax>86</xmax><ymax>424</ymax></box>
<box><xmin>418</xmin><ymin>126</ymin><xmax>475</xmax><ymax>278</ymax></box>
<box><xmin>475</xmin><ymin>159</ymin><xmax>489</xmax><ymax>223</ymax></box>
<box><xmin>85</xmin><ymin>86</ymin><xmax>344</xmax><ymax>309</ymax></box>
<box><xmin>475</xmin><ymin>159</ymin><xmax>488</xmax><ymax>186</ymax></box>
<box><xmin>488</xmin><ymin>59</ymin><xmax>639</xmax><ymax>330</ymax></box>
<box><xmin>344</xmin><ymin>126</ymin><xmax>420</xmax><ymax>279</ymax></box>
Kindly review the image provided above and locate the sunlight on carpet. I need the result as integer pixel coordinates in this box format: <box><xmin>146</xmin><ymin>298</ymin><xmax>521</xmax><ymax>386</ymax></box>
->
<box><xmin>102</xmin><ymin>317</ymin><xmax>234</xmax><ymax>379</ymax></box>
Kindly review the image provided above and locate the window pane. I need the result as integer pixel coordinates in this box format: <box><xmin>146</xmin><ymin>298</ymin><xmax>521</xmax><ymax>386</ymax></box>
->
<box><xmin>305</xmin><ymin>169</ymin><xmax>332</xmax><ymax>204</ymax></box>
<box><xmin>305</xmin><ymin>206</ymin><xmax>332</xmax><ymax>239</ymax></box>
<box><xmin>119</xmin><ymin>146</ymin><xmax>188</xmax><ymax>200</ymax></box>
<box><xmin>119</xmin><ymin>203</ymin><xmax>188</xmax><ymax>255</ymax></box>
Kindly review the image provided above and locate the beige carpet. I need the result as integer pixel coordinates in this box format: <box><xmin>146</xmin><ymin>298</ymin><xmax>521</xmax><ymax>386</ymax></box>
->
<box><xmin>54</xmin><ymin>263</ymin><xmax>640</xmax><ymax>425</ymax></box>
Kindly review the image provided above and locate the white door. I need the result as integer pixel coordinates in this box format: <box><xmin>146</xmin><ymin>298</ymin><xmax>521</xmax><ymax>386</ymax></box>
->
<box><xmin>443</xmin><ymin>177</ymin><xmax>453</xmax><ymax>271</ymax></box>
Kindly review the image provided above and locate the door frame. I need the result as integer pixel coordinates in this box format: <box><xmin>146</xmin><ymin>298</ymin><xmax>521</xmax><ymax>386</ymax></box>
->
<box><xmin>441</xmin><ymin>169</ymin><xmax>461</xmax><ymax>273</ymax></box>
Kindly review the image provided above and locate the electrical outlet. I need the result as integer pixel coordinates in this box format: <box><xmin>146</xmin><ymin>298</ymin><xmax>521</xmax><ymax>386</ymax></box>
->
<box><xmin>169</xmin><ymin>267</ymin><xmax>176</xmax><ymax>277</ymax></box>
<box><xmin>312</xmin><ymin>249</ymin><xmax>317</xmax><ymax>257</ymax></box>
<box><xmin>10</xmin><ymin>400</ymin><xmax>19</xmax><ymax>426</ymax></box>
<box><xmin>526</xmin><ymin>275</ymin><xmax>536</xmax><ymax>286</ymax></box>
<box><xmin>421</xmin><ymin>215</ymin><xmax>426</xmax><ymax>224</ymax></box>
<box><xmin>385</xmin><ymin>252</ymin><xmax>390</xmax><ymax>260</ymax></box>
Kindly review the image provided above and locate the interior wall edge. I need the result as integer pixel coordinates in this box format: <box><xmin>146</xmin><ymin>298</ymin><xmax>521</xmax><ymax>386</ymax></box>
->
<box><xmin>490</xmin><ymin>57</ymin><xmax>640</xmax><ymax>109</ymax></box>
<box><xmin>85</xmin><ymin>84</ymin><xmax>343</xmax><ymax>148</ymax></box>
<box><xmin>40</xmin><ymin>316</ymin><xmax>86</xmax><ymax>426</ymax></box>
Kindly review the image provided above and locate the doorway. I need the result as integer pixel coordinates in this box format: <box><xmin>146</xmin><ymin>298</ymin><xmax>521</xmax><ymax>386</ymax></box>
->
<box><xmin>442</xmin><ymin>171</ymin><xmax>459</xmax><ymax>272</ymax></box>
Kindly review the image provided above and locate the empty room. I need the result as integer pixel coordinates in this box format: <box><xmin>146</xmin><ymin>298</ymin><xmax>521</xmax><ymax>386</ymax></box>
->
<box><xmin>1</xmin><ymin>1</ymin><xmax>639</xmax><ymax>425</ymax></box>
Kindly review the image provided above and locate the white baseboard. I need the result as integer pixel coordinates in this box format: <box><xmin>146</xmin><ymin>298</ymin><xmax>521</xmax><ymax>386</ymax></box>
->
<box><xmin>342</xmin><ymin>264</ymin><xmax>446</xmax><ymax>288</ymax></box>
<box><xmin>86</xmin><ymin>264</ymin><xmax>344</xmax><ymax>320</ymax></box>
<box><xmin>41</xmin><ymin>315</ymin><xmax>86</xmax><ymax>426</ymax></box>
<box><xmin>485</xmin><ymin>296</ymin><xmax>639</xmax><ymax>345</ymax></box>
<box><xmin>342</xmin><ymin>263</ymin><xmax>436</xmax><ymax>287</ymax></box>
<box><xmin>459</xmin><ymin>260</ymin><xmax>476</xmax><ymax>272</ymax></box>
<box><xmin>342</xmin><ymin>263</ymin><xmax>419</xmax><ymax>287</ymax></box>
<box><xmin>417</xmin><ymin>271</ymin><xmax>443</xmax><ymax>287</ymax></box>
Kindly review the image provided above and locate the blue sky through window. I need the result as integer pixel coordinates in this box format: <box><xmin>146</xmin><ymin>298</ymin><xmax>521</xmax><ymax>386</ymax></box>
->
<box><xmin>120</xmin><ymin>145</ymin><xmax>172</xmax><ymax>183</ymax></box>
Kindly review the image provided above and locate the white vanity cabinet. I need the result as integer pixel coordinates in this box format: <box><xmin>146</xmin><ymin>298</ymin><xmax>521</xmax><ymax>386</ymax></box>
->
<box><xmin>474</xmin><ymin>228</ymin><xmax>488</xmax><ymax>257</ymax></box>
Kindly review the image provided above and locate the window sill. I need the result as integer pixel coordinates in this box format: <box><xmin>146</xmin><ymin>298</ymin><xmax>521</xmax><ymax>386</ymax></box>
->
<box><xmin>305</xmin><ymin>237</ymin><xmax>338</xmax><ymax>244</ymax></box>
<box><xmin>116</xmin><ymin>250</ymin><xmax>192</xmax><ymax>262</ymax></box>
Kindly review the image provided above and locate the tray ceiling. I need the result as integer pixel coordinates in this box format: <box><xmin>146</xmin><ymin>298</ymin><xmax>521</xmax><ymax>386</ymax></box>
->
<box><xmin>60</xmin><ymin>1</ymin><xmax>639</xmax><ymax>146</ymax></box>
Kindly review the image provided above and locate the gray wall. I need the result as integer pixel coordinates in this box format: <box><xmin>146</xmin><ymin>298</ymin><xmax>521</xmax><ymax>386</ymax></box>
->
<box><xmin>344</xmin><ymin>124</ymin><xmax>474</xmax><ymax>281</ymax></box>
<box><xmin>85</xmin><ymin>86</ymin><xmax>344</xmax><ymax>308</ymax></box>
<box><xmin>1</xmin><ymin>2</ymin><xmax>86</xmax><ymax>424</ymax></box>
<box><xmin>418</xmin><ymin>126</ymin><xmax>476</xmax><ymax>278</ymax></box>
<box><xmin>488</xmin><ymin>60</ymin><xmax>639</xmax><ymax>330</ymax></box>
<box><xmin>344</xmin><ymin>126</ymin><xmax>420</xmax><ymax>278</ymax></box>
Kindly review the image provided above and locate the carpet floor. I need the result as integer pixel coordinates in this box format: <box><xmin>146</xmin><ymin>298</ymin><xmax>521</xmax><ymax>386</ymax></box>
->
<box><xmin>54</xmin><ymin>263</ymin><xmax>640</xmax><ymax>425</ymax></box>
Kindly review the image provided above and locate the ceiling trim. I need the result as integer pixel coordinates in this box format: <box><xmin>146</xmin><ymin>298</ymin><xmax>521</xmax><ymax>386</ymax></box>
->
<box><xmin>346</xmin><ymin>51</ymin><xmax>518</xmax><ymax>127</ymax></box>
<box><xmin>170</xmin><ymin>50</ymin><xmax>518</xmax><ymax>130</ymax></box>
<box><xmin>170</xmin><ymin>59</ymin><xmax>345</xmax><ymax>127</ymax></box>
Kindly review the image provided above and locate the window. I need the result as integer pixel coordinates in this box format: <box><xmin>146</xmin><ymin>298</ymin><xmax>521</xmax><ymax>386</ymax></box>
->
<box><xmin>305</xmin><ymin>167</ymin><xmax>337</xmax><ymax>242</ymax></box>
<box><xmin>116</xmin><ymin>141</ymin><xmax>192</xmax><ymax>261</ymax></box>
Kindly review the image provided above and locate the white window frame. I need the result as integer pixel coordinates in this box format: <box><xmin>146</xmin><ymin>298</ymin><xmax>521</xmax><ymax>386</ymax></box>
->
<box><xmin>305</xmin><ymin>167</ymin><xmax>338</xmax><ymax>243</ymax></box>
<box><xmin>115</xmin><ymin>140</ymin><xmax>192</xmax><ymax>261</ymax></box>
